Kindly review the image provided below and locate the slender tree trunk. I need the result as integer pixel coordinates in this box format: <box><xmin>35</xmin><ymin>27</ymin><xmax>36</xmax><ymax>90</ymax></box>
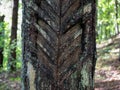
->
<box><xmin>22</xmin><ymin>0</ymin><xmax>97</xmax><ymax>90</ymax></box>
<box><xmin>9</xmin><ymin>0</ymin><xmax>19</xmax><ymax>71</ymax></box>
<box><xmin>0</xmin><ymin>15</ymin><xmax>5</xmax><ymax>67</ymax></box>
<box><xmin>115</xmin><ymin>0</ymin><xmax>120</xmax><ymax>61</ymax></box>
<box><xmin>115</xmin><ymin>0</ymin><xmax>119</xmax><ymax>34</ymax></box>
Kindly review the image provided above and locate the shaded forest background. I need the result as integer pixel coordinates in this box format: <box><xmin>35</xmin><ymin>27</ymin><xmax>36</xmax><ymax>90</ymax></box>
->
<box><xmin>0</xmin><ymin>0</ymin><xmax>120</xmax><ymax>90</ymax></box>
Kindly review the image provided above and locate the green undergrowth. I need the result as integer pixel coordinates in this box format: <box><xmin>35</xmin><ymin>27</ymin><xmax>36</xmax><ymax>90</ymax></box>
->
<box><xmin>9</xmin><ymin>77</ymin><xmax>20</xmax><ymax>82</ymax></box>
<box><xmin>0</xmin><ymin>83</ymin><xmax>13</xmax><ymax>90</ymax></box>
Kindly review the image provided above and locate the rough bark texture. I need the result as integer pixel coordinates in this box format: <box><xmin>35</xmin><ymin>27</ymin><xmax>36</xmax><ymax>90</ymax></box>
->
<box><xmin>0</xmin><ymin>15</ymin><xmax>5</xmax><ymax>67</ymax></box>
<box><xmin>22</xmin><ymin>0</ymin><xmax>96</xmax><ymax>90</ymax></box>
<box><xmin>9</xmin><ymin>0</ymin><xmax>19</xmax><ymax>71</ymax></box>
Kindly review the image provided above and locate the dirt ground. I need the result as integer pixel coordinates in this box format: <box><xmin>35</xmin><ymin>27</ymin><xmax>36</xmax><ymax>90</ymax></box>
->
<box><xmin>95</xmin><ymin>34</ymin><xmax>120</xmax><ymax>90</ymax></box>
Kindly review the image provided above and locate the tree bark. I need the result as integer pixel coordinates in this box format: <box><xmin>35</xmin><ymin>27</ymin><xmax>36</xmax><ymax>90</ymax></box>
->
<box><xmin>9</xmin><ymin>0</ymin><xmax>19</xmax><ymax>71</ymax></box>
<box><xmin>0</xmin><ymin>15</ymin><xmax>5</xmax><ymax>67</ymax></box>
<box><xmin>22</xmin><ymin>0</ymin><xmax>97</xmax><ymax>90</ymax></box>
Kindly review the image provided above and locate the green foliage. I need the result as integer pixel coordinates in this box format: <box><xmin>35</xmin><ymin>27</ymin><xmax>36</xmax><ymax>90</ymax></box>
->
<box><xmin>0</xmin><ymin>21</ymin><xmax>22</xmax><ymax>70</ymax></box>
<box><xmin>97</xmin><ymin>0</ymin><xmax>120</xmax><ymax>43</ymax></box>
<box><xmin>9</xmin><ymin>77</ymin><xmax>21</xmax><ymax>82</ymax></box>
<box><xmin>0</xmin><ymin>22</ymin><xmax>5</xmax><ymax>48</ymax></box>
<box><xmin>0</xmin><ymin>0</ymin><xmax>22</xmax><ymax>71</ymax></box>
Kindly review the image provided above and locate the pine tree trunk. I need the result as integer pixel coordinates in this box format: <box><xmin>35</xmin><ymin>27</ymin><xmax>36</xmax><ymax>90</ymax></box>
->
<box><xmin>8</xmin><ymin>0</ymin><xmax>19</xmax><ymax>71</ymax></box>
<box><xmin>22</xmin><ymin>0</ymin><xmax>96</xmax><ymax>90</ymax></box>
<box><xmin>0</xmin><ymin>15</ymin><xmax>5</xmax><ymax>67</ymax></box>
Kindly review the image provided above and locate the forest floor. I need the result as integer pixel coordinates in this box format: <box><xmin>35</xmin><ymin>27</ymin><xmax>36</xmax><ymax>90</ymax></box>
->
<box><xmin>95</xmin><ymin>34</ymin><xmax>120</xmax><ymax>90</ymax></box>
<box><xmin>0</xmin><ymin>34</ymin><xmax>120</xmax><ymax>90</ymax></box>
<box><xmin>0</xmin><ymin>70</ymin><xmax>21</xmax><ymax>90</ymax></box>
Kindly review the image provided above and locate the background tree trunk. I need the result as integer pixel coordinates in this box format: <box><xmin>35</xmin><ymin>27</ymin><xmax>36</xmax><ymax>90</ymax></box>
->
<box><xmin>115</xmin><ymin>0</ymin><xmax>119</xmax><ymax>34</ymax></box>
<box><xmin>22</xmin><ymin>0</ymin><xmax>96</xmax><ymax>90</ymax></box>
<box><xmin>9</xmin><ymin>0</ymin><xmax>19</xmax><ymax>71</ymax></box>
<box><xmin>0</xmin><ymin>15</ymin><xmax>5</xmax><ymax>67</ymax></box>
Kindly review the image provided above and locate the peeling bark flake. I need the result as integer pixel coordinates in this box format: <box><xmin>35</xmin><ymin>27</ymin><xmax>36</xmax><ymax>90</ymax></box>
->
<box><xmin>27</xmin><ymin>62</ymin><xmax>36</xmax><ymax>90</ymax></box>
